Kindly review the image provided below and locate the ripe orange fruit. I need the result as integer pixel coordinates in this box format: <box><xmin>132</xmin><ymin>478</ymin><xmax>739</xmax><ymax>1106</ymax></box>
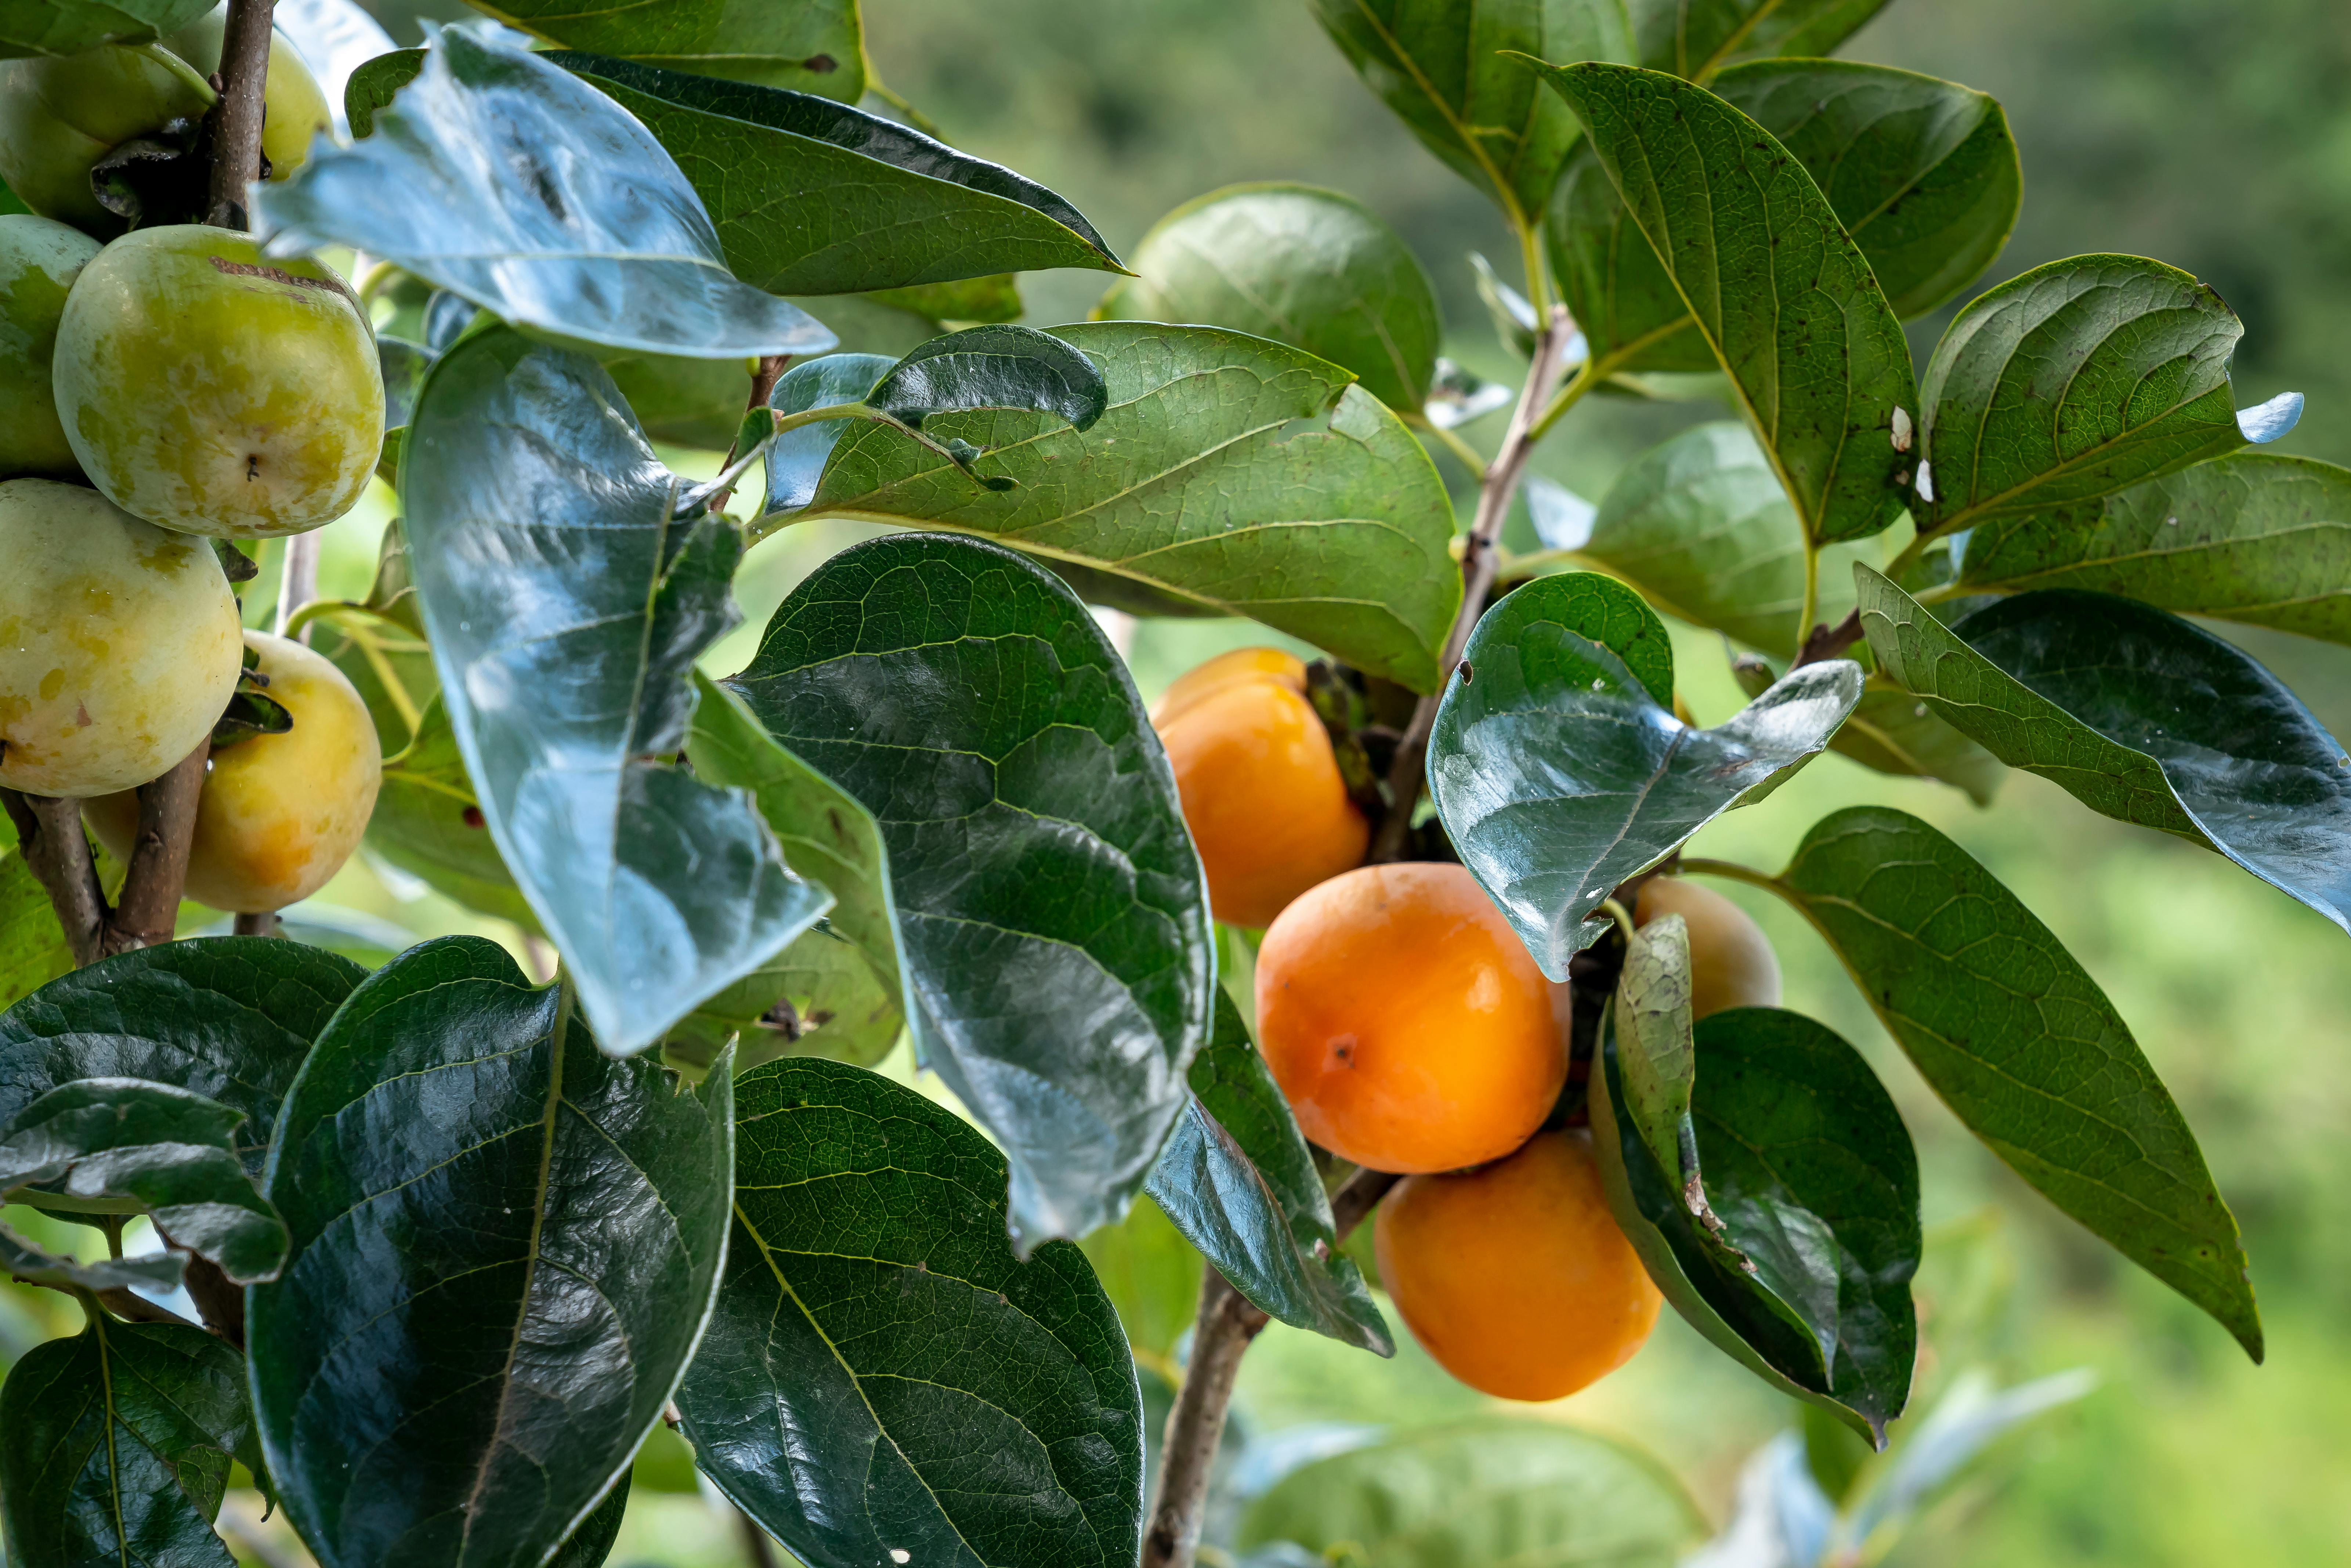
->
<box><xmin>1376</xmin><ymin>1130</ymin><xmax>1663</xmax><ymax>1400</ymax></box>
<box><xmin>1255</xmin><ymin>861</ymin><xmax>1566</xmax><ymax>1173</ymax></box>
<box><xmin>1153</xmin><ymin>647</ymin><xmax>1368</xmax><ymax>927</ymax></box>
<box><xmin>1634</xmin><ymin>876</ymin><xmax>1781</xmax><ymax>1020</ymax></box>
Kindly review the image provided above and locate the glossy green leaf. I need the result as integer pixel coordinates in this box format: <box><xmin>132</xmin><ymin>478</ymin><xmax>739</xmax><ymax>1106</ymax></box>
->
<box><xmin>1145</xmin><ymin>991</ymin><xmax>1390</xmax><ymax>1353</ymax></box>
<box><xmin>0</xmin><ymin>841</ymin><xmax>71</xmax><ymax>1011</ymax></box>
<box><xmin>1610</xmin><ymin>913</ymin><xmax>1697</xmax><ymax>1198</ymax></box>
<box><xmin>600</xmin><ymin>347</ymin><xmax>754</xmax><ymax>450</ymax></box>
<box><xmin>0</xmin><ymin>0</ymin><xmax>212</xmax><ymax>57</ymax></box>
<box><xmin>867</xmin><ymin>323</ymin><xmax>1109</xmax><ymax>432</ymax></box>
<box><xmin>1428</xmin><ymin>572</ymin><xmax>1859</xmax><ymax>979</ymax></box>
<box><xmin>1767</xmin><ymin>805</ymin><xmax>2260</xmax><ymax>1357</ymax></box>
<box><xmin>1631</xmin><ymin>0</ymin><xmax>1893</xmax><ymax>80</ymax></box>
<box><xmin>1956</xmin><ymin>454</ymin><xmax>2351</xmax><ymax>645</ymax></box>
<box><xmin>0</xmin><ymin>1319</ymin><xmax>252</xmax><ymax>1568</ymax></box>
<box><xmin>1096</xmin><ymin>182</ymin><xmax>1442</xmax><ymax>412</ymax></box>
<box><xmin>1582</xmin><ymin>421</ymin><xmax>1875</xmax><ymax>658</ymax></box>
<box><xmin>1533</xmin><ymin>62</ymin><xmax>1917</xmax><ymax>545</ymax></box>
<box><xmin>472</xmin><ymin>0</ymin><xmax>862</xmax><ymax>96</ymax></box>
<box><xmin>1547</xmin><ymin>149</ymin><xmax>1712</xmax><ymax>375</ymax></box>
<box><xmin>344</xmin><ymin>45</ymin><xmax>420</xmax><ymax>138</ymax></box>
<box><xmin>549</xmin><ymin>1483</ymin><xmax>630</xmax><ymax>1568</ymax></box>
<box><xmin>551</xmin><ymin>51</ymin><xmax>1122</xmax><ymax>293</ymax></box>
<box><xmin>0</xmin><ymin>937</ymin><xmax>365</xmax><ymax>1176</ymax></box>
<box><xmin>1592</xmin><ymin>1004</ymin><xmax>1920</xmax><ymax>1442</ymax></box>
<box><xmin>1309</xmin><ymin>0</ymin><xmax>1636</xmax><ymax>224</ymax></box>
<box><xmin>1916</xmin><ymin>255</ymin><xmax>2248</xmax><ymax>536</ymax></box>
<box><xmin>761</xmin><ymin>352</ymin><xmax>894</xmax><ymax>515</ymax></box>
<box><xmin>1239</xmin><ymin>1420</ymin><xmax>1703</xmax><ymax>1568</ymax></box>
<box><xmin>675</xmin><ymin>1056</ymin><xmax>1144</xmax><ymax>1568</ymax></box>
<box><xmin>676</xmin><ymin>672</ymin><xmax>908</xmax><ymax>1066</ymax></box>
<box><xmin>249</xmin><ymin>937</ymin><xmax>735</xmax><ymax>1568</ymax></box>
<box><xmin>378</xmin><ymin>334</ymin><xmax>431</xmax><ymax>429</ymax></box>
<box><xmin>1858</xmin><ymin>568</ymin><xmax>2351</xmax><ymax>936</ymax></box>
<box><xmin>257</xmin><ymin>31</ymin><xmax>835</xmax><ymax>358</ymax></box>
<box><xmin>773</xmin><ymin>322</ymin><xmax>1462</xmax><ymax>692</ymax></box>
<box><xmin>664</xmin><ymin>922</ymin><xmax>902</xmax><ymax>1070</ymax></box>
<box><xmin>727</xmin><ymin>532</ymin><xmax>1212</xmax><ymax>1246</ymax></box>
<box><xmin>403</xmin><ymin>326</ymin><xmax>832</xmax><ymax>1055</ymax></box>
<box><xmin>0</xmin><ymin>1223</ymin><xmax>185</xmax><ymax>1293</ymax></box>
<box><xmin>1078</xmin><ymin>1194</ymin><xmax>1204</xmax><ymax>1367</ymax></box>
<box><xmin>0</xmin><ymin>1079</ymin><xmax>286</xmax><ymax>1282</ymax></box>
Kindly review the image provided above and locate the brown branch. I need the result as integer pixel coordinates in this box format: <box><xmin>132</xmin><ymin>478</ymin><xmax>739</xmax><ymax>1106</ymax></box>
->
<box><xmin>1795</xmin><ymin>608</ymin><xmax>1863</xmax><ymax>669</ymax></box>
<box><xmin>706</xmin><ymin>353</ymin><xmax>793</xmax><ymax>514</ymax></box>
<box><xmin>1141</xmin><ymin>1269</ymin><xmax>1269</xmax><ymax>1568</ymax></box>
<box><xmin>3</xmin><ymin>789</ymin><xmax>108</xmax><ymax>966</ymax></box>
<box><xmin>102</xmin><ymin>741</ymin><xmax>209</xmax><ymax>957</ymax></box>
<box><xmin>233</xmin><ymin>911</ymin><xmax>281</xmax><ymax>937</ymax></box>
<box><xmin>1329</xmin><ymin>1165</ymin><xmax>1400</xmax><ymax>1243</ymax></box>
<box><xmin>178</xmin><ymin>1252</ymin><xmax>247</xmax><ymax>1350</ymax></box>
<box><xmin>1368</xmin><ymin>306</ymin><xmax>1579</xmax><ymax>863</ymax></box>
<box><xmin>205</xmin><ymin>0</ymin><xmax>278</xmax><ymax>229</ymax></box>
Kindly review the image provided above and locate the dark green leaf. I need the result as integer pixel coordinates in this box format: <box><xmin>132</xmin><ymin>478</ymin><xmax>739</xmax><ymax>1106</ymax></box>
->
<box><xmin>1533</xmin><ymin>61</ymin><xmax>1917</xmax><ymax>544</ymax></box>
<box><xmin>403</xmin><ymin>326</ymin><xmax>831</xmax><ymax>1054</ymax></box>
<box><xmin>1146</xmin><ymin>991</ymin><xmax>1390</xmax><ymax>1353</ymax></box>
<box><xmin>549</xmin><ymin>51</ymin><xmax>1121</xmax><ymax>293</ymax></box>
<box><xmin>1832</xmin><ymin>677</ymin><xmax>2007</xmax><ymax>804</ymax></box>
<box><xmin>1768</xmin><ymin>805</ymin><xmax>2260</xmax><ymax>1357</ymax></box>
<box><xmin>771</xmin><ymin>322</ymin><xmax>1462</xmax><ymax>692</ymax></box>
<box><xmin>1956</xmin><ymin>453</ymin><xmax>2351</xmax><ymax>645</ymax></box>
<box><xmin>0</xmin><ymin>841</ymin><xmax>72</xmax><ymax>1012</ymax></box>
<box><xmin>249</xmin><ymin>937</ymin><xmax>735</xmax><ymax>1568</ymax></box>
<box><xmin>1916</xmin><ymin>255</ymin><xmax>2247</xmax><ymax>536</ymax></box>
<box><xmin>476</xmin><ymin>0</ymin><xmax>863</xmax><ymax>96</ymax></box>
<box><xmin>727</xmin><ymin>532</ymin><xmax>1212</xmax><ymax>1246</ymax></box>
<box><xmin>1428</xmin><ymin>572</ymin><xmax>1859</xmax><ymax>979</ymax></box>
<box><xmin>867</xmin><ymin>323</ymin><xmax>1109</xmax><ymax>432</ymax></box>
<box><xmin>344</xmin><ymin>45</ymin><xmax>420</xmax><ymax>138</ymax></box>
<box><xmin>0</xmin><ymin>1079</ymin><xmax>287</xmax><ymax>1283</ymax></box>
<box><xmin>549</xmin><ymin>1481</ymin><xmax>630</xmax><ymax>1568</ymax></box>
<box><xmin>0</xmin><ymin>936</ymin><xmax>365</xmax><ymax>1176</ymax></box>
<box><xmin>1096</xmin><ymin>181</ymin><xmax>1442</xmax><ymax>411</ymax></box>
<box><xmin>377</xmin><ymin>333</ymin><xmax>432</xmax><ymax>429</ymax></box>
<box><xmin>1858</xmin><ymin>567</ymin><xmax>2351</xmax><ymax>936</ymax></box>
<box><xmin>1631</xmin><ymin>0</ymin><xmax>1893</xmax><ymax>80</ymax></box>
<box><xmin>0</xmin><ymin>1223</ymin><xmax>185</xmax><ymax>1292</ymax></box>
<box><xmin>1581</xmin><ymin>420</ymin><xmax>1876</xmax><ymax>659</ymax></box>
<box><xmin>1310</xmin><ymin>0</ymin><xmax>1636</xmax><ymax>224</ymax></box>
<box><xmin>868</xmin><ymin>275</ymin><xmax>1024</xmax><ymax>324</ymax></box>
<box><xmin>257</xmin><ymin>31</ymin><xmax>834</xmax><ymax>358</ymax></box>
<box><xmin>676</xmin><ymin>1056</ymin><xmax>1143</xmax><ymax>1568</ymax></box>
<box><xmin>0</xmin><ymin>0</ymin><xmax>213</xmax><ymax>57</ymax></box>
<box><xmin>0</xmin><ymin>1319</ymin><xmax>250</xmax><ymax>1568</ymax></box>
<box><xmin>1591</xmin><ymin>1005</ymin><xmax>1920</xmax><ymax>1442</ymax></box>
<box><xmin>664</xmin><ymin>921</ymin><xmax>903</xmax><ymax>1070</ymax></box>
<box><xmin>1238</xmin><ymin>1420</ymin><xmax>1703</xmax><ymax>1568</ymax></box>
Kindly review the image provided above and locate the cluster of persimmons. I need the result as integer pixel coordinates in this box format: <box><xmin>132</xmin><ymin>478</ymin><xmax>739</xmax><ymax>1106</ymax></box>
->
<box><xmin>1154</xmin><ymin>647</ymin><xmax>1783</xmax><ymax>1400</ymax></box>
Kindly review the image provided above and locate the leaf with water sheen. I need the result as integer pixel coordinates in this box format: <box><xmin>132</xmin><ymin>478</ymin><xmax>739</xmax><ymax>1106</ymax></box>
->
<box><xmin>1096</xmin><ymin>182</ymin><xmax>1443</xmax><ymax>412</ymax></box>
<box><xmin>1768</xmin><ymin>806</ymin><xmax>2260</xmax><ymax>1357</ymax></box>
<box><xmin>402</xmin><ymin>327</ymin><xmax>831</xmax><ymax>1055</ymax></box>
<box><xmin>0</xmin><ymin>1319</ymin><xmax>253</xmax><ymax>1568</ymax></box>
<box><xmin>676</xmin><ymin>1056</ymin><xmax>1144</xmax><ymax>1568</ymax></box>
<box><xmin>867</xmin><ymin>323</ymin><xmax>1109</xmax><ymax>432</ymax></box>
<box><xmin>1536</xmin><ymin>61</ymin><xmax>1915</xmax><ymax>545</ymax></box>
<box><xmin>469</xmin><ymin>0</ymin><xmax>863</xmax><ymax>95</ymax></box>
<box><xmin>552</xmin><ymin>51</ymin><xmax>1122</xmax><ymax>293</ymax></box>
<box><xmin>1310</xmin><ymin>0</ymin><xmax>1636</xmax><ymax>224</ymax></box>
<box><xmin>776</xmin><ymin>321</ymin><xmax>1462</xmax><ymax>692</ymax></box>
<box><xmin>727</xmin><ymin>532</ymin><xmax>1212</xmax><ymax>1246</ymax></box>
<box><xmin>1916</xmin><ymin>254</ymin><xmax>2248</xmax><ymax>535</ymax></box>
<box><xmin>1858</xmin><ymin>567</ymin><xmax>2351</xmax><ymax>937</ymax></box>
<box><xmin>0</xmin><ymin>936</ymin><xmax>365</xmax><ymax>1175</ymax></box>
<box><xmin>0</xmin><ymin>1078</ymin><xmax>287</xmax><ymax>1282</ymax></box>
<box><xmin>249</xmin><ymin>936</ymin><xmax>735</xmax><ymax>1568</ymax></box>
<box><xmin>1592</xmin><ymin>1005</ymin><xmax>1920</xmax><ymax>1442</ymax></box>
<box><xmin>1630</xmin><ymin>0</ymin><xmax>1892</xmax><ymax>80</ymax></box>
<box><xmin>257</xmin><ymin>30</ymin><xmax>834</xmax><ymax>358</ymax></box>
<box><xmin>1146</xmin><ymin>992</ymin><xmax>1391</xmax><ymax>1352</ymax></box>
<box><xmin>1240</xmin><ymin>1420</ymin><xmax>1703</xmax><ymax>1568</ymax></box>
<box><xmin>1429</xmin><ymin>572</ymin><xmax>1859</xmax><ymax>979</ymax></box>
<box><xmin>1956</xmin><ymin>453</ymin><xmax>2351</xmax><ymax>645</ymax></box>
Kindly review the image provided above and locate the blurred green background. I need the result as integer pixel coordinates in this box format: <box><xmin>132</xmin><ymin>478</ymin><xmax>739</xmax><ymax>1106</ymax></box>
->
<box><xmin>9</xmin><ymin>0</ymin><xmax>2351</xmax><ymax>1562</ymax></box>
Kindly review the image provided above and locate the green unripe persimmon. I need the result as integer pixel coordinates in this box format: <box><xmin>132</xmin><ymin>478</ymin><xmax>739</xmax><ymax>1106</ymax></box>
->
<box><xmin>0</xmin><ymin>44</ymin><xmax>214</xmax><ymax>234</ymax></box>
<box><xmin>55</xmin><ymin>225</ymin><xmax>385</xmax><ymax>537</ymax></box>
<box><xmin>0</xmin><ymin>477</ymin><xmax>242</xmax><ymax>797</ymax></box>
<box><xmin>0</xmin><ymin>213</ymin><xmax>101</xmax><ymax>479</ymax></box>
<box><xmin>163</xmin><ymin>9</ymin><xmax>334</xmax><ymax>183</ymax></box>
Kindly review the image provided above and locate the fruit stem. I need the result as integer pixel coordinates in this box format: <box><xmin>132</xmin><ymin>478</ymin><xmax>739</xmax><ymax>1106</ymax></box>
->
<box><xmin>206</xmin><ymin>0</ymin><xmax>279</xmax><ymax>229</ymax></box>
<box><xmin>1674</xmin><ymin>857</ymin><xmax>1784</xmax><ymax>897</ymax></box>
<box><xmin>104</xmin><ymin>742</ymin><xmax>212</xmax><ymax>956</ymax></box>
<box><xmin>1367</xmin><ymin>304</ymin><xmax>1579</xmax><ymax>863</ymax></box>
<box><xmin>1599</xmin><ymin>897</ymin><xmax>1637</xmax><ymax>944</ymax></box>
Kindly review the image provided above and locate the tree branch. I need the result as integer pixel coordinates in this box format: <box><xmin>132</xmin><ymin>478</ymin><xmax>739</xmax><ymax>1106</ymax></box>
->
<box><xmin>205</xmin><ymin>0</ymin><xmax>278</xmax><ymax>229</ymax></box>
<box><xmin>1141</xmin><ymin>1268</ymin><xmax>1268</xmax><ymax>1568</ymax></box>
<box><xmin>178</xmin><ymin>1252</ymin><xmax>247</xmax><ymax>1350</ymax></box>
<box><xmin>1794</xmin><ymin>608</ymin><xmax>1863</xmax><ymax>668</ymax></box>
<box><xmin>1368</xmin><ymin>307</ymin><xmax>1578</xmax><ymax>863</ymax></box>
<box><xmin>102</xmin><ymin>742</ymin><xmax>209</xmax><ymax>956</ymax></box>
<box><xmin>2</xmin><ymin>789</ymin><xmax>108</xmax><ymax>966</ymax></box>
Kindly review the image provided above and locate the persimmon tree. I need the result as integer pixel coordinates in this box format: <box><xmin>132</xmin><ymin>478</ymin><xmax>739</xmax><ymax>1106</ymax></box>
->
<box><xmin>0</xmin><ymin>0</ymin><xmax>2336</xmax><ymax>1565</ymax></box>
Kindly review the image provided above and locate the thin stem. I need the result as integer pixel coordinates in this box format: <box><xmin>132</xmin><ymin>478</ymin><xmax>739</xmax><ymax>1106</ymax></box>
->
<box><xmin>205</xmin><ymin>0</ymin><xmax>277</xmax><ymax>229</ymax></box>
<box><xmin>1675</xmin><ymin>858</ymin><xmax>1787</xmax><ymax>897</ymax></box>
<box><xmin>706</xmin><ymin>354</ymin><xmax>793</xmax><ymax>515</ymax></box>
<box><xmin>275</xmin><ymin>533</ymin><xmax>320</xmax><ymax>641</ymax></box>
<box><xmin>1795</xmin><ymin>542</ymin><xmax>1821</xmax><ymax>657</ymax></box>
<box><xmin>1523</xmin><ymin>356</ymin><xmax>1602</xmax><ymax>445</ymax></box>
<box><xmin>104</xmin><ymin>741</ymin><xmax>209</xmax><ymax>956</ymax></box>
<box><xmin>863</xmin><ymin>76</ymin><xmax>945</xmax><ymax>140</ymax></box>
<box><xmin>1414</xmin><ymin>417</ymin><xmax>1489</xmax><ymax>482</ymax></box>
<box><xmin>2</xmin><ymin>790</ymin><xmax>108</xmax><ymax>966</ymax></box>
<box><xmin>1883</xmin><ymin>529</ymin><xmax>1935</xmax><ymax>587</ymax></box>
<box><xmin>1327</xmin><ymin>1165</ymin><xmax>1399</xmax><ymax>1242</ymax></box>
<box><xmin>1515</xmin><ymin>209</ymin><xmax>1551</xmax><ymax>321</ymax></box>
<box><xmin>1599</xmin><ymin>897</ymin><xmax>1638</xmax><ymax>944</ymax></box>
<box><xmin>1367</xmin><ymin>305</ymin><xmax>1579</xmax><ymax>863</ymax></box>
<box><xmin>1141</xmin><ymin>1269</ymin><xmax>1268</xmax><ymax>1568</ymax></box>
